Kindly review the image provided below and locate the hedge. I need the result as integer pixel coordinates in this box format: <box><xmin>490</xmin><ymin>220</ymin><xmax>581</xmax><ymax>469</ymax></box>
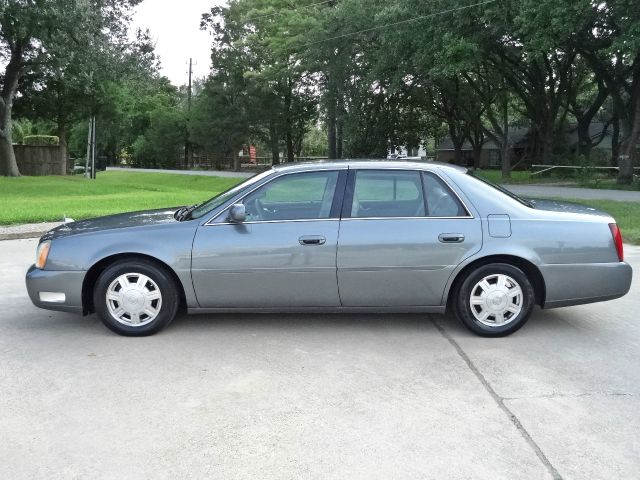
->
<box><xmin>23</xmin><ymin>135</ymin><xmax>59</xmax><ymax>146</ymax></box>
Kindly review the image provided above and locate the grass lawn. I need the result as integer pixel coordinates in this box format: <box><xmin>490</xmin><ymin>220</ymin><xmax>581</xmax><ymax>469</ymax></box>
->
<box><xmin>0</xmin><ymin>171</ymin><xmax>244</xmax><ymax>225</ymax></box>
<box><xmin>2</xmin><ymin>170</ymin><xmax>639</xmax><ymax>245</ymax></box>
<box><xmin>475</xmin><ymin>168</ymin><xmax>640</xmax><ymax>190</ymax></box>
<box><xmin>474</xmin><ymin>169</ymin><xmax>558</xmax><ymax>184</ymax></box>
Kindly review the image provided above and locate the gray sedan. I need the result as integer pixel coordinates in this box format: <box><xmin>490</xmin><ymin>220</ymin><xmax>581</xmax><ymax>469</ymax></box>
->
<box><xmin>26</xmin><ymin>161</ymin><xmax>632</xmax><ymax>337</ymax></box>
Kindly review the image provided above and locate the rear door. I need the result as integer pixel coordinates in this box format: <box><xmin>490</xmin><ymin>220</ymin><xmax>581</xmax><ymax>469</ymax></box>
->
<box><xmin>336</xmin><ymin>169</ymin><xmax>482</xmax><ymax>306</ymax></box>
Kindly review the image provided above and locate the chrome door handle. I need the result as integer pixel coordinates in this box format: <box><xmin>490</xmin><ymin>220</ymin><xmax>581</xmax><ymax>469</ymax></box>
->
<box><xmin>438</xmin><ymin>233</ymin><xmax>465</xmax><ymax>243</ymax></box>
<box><xmin>299</xmin><ymin>235</ymin><xmax>326</xmax><ymax>246</ymax></box>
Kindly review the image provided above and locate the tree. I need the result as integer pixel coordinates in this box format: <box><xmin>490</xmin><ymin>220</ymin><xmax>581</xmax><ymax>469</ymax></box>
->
<box><xmin>0</xmin><ymin>0</ymin><xmax>140</xmax><ymax>176</ymax></box>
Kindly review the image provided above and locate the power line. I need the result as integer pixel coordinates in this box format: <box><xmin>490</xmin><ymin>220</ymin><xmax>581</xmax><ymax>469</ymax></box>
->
<box><xmin>290</xmin><ymin>0</ymin><xmax>497</xmax><ymax>51</ymax></box>
<box><xmin>244</xmin><ymin>0</ymin><xmax>335</xmax><ymax>23</ymax></box>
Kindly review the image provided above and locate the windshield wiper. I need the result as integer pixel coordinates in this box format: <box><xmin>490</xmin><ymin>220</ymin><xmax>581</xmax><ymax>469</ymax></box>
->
<box><xmin>174</xmin><ymin>204</ymin><xmax>198</xmax><ymax>221</ymax></box>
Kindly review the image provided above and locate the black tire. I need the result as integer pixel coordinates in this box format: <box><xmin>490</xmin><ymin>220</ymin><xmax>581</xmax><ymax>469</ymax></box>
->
<box><xmin>454</xmin><ymin>263</ymin><xmax>535</xmax><ymax>337</ymax></box>
<box><xmin>93</xmin><ymin>259</ymin><xmax>180</xmax><ymax>336</ymax></box>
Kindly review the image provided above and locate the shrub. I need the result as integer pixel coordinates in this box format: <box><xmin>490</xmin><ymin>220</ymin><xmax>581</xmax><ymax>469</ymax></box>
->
<box><xmin>23</xmin><ymin>135</ymin><xmax>59</xmax><ymax>146</ymax></box>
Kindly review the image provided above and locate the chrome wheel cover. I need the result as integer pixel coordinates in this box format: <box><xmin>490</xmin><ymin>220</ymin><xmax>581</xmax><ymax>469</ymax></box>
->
<box><xmin>106</xmin><ymin>273</ymin><xmax>162</xmax><ymax>327</ymax></box>
<box><xmin>469</xmin><ymin>273</ymin><xmax>523</xmax><ymax>327</ymax></box>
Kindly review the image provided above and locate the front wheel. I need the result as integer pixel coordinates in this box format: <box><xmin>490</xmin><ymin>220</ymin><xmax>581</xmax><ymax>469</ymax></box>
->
<box><xmin>454</xmin><ymin>263</ymin><xmax>535</xmax><ymax>337</ymax></box>
<box><xmin>93</xmin><ymin>259</ymin><xmax>179</xmax><ymax>336</ymax></box>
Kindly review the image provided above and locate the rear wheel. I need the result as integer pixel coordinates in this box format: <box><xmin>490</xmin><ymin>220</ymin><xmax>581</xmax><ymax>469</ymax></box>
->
<box><xmin>454</xmin><ymin>263</ymin><xmax>535</xmax><ymax>337</ymax></box>
<box><xmin>93</xmin><ymin>259</ymin><xmax>179</xmax><ymax>336</ymax></box>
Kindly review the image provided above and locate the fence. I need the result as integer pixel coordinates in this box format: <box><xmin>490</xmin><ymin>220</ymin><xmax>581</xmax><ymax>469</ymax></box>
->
<box><xmin>175</xmin><ymin>154</ymin><xmax>329</xmax><ymax>171</ymax></box>
<box><xmin>14</xmin><ymin>145</ymin><xmax>66</xmax><ymax>176</ymax></box>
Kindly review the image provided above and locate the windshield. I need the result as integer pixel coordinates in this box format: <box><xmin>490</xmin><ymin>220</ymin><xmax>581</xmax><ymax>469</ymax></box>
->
<box><xmin>189</xmin><ymin>170</ymin><xmax>273</xmax><ymax>219</ymax></box>
<box><xmin>467</xmin><ymin>172</ymin><xmax>534</xmax><ymax>208</ymax></box>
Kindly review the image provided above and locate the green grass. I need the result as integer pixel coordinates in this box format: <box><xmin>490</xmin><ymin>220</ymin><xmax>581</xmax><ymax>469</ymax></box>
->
<box><xmin>3</xmin><ymin>171</ymin><xmax>639</xmax><ymax>245</ymax></box>
<box><xmin>0</xmin><ymin>171</ymin><xmax>244</xmax><ymax>225</ymax></box>
<box><xmin>548</xmin><ymin>198</ymin><xmax>640</xmax><ymax>245</ymax></box>
<box><xmin>475</xmin><ymin>169</ymin><xmax>640</xmax><ymax>190</ymax></box>
<box><xmin>473</xmin><ymin>169</ymin><xmax>557</xmax><ymax>184</ymax></box>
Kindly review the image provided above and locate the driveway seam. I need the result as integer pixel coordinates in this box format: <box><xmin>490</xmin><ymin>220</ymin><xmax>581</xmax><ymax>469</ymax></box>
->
<box><xmin>433</xmin><ymin>320</ymin><xmax>563</xmax><ymax>480</ymax></box>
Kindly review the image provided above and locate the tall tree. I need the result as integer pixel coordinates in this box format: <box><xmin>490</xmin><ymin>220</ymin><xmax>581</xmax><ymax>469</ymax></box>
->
<box><xmin>0</xmin><ymin>0</ymin><xmax>140</xmax><ymax>176</ymax></box>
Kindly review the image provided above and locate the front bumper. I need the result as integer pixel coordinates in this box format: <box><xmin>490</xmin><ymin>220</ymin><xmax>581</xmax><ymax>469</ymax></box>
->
<box><xmin>541</xmin><ymin>261</ymin><xmax>633</xmax><ymax>309</ymax></box>
<box><xmin>25</xmin><ymin>265</ymin><xmax>86</xmax><ymax>314</ymax></box>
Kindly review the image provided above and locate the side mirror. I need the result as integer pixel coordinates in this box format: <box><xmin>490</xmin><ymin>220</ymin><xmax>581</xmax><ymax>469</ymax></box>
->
<box><xmin>228</xmin><ymin>203</ymin><xmax>246</xmax><ymax>223</ymax></box>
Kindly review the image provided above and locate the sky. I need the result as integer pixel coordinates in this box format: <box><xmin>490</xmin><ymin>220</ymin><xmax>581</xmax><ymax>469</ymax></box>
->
<box><xmin>131</xmin><ymin>0</ymin><xmax>221</xmax><ymax>86</ymax></box>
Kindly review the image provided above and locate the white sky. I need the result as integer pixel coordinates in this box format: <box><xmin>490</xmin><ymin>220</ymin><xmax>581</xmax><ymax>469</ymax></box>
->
<box><xmin>131</xmin><ymin>0</ymin><xmax>223</xmax><ymax>86</ymax></box>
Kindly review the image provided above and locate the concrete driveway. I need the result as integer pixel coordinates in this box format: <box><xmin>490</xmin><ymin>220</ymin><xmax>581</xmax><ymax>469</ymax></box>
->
<box><xmin>1</xmin><ymin>239</ymin><xmax>638</xmax><ymax>479</ymax></box>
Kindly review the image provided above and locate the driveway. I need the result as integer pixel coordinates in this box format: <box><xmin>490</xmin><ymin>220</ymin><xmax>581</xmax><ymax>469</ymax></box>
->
<box><xmin>1</xmin><ymin>238</ymin><xmax>638</xmax><ymax>479</ymax></box>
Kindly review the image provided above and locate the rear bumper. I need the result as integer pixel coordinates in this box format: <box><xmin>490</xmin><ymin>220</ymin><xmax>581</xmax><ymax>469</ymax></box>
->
<box><xmin>541</xmin><ymin>261</ymin><xmax>633</xmax><ymax>309</ymax></box>
<box><xmin>25</xmin><ymin>265</ymin><xmax>85</xmax><ymax>314</ymax></box>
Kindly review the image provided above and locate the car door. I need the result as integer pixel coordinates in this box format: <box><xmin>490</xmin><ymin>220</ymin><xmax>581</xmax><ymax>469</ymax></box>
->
<box><xmin>191</xmin><ymin>169</ymin><xmax>346</xmax><ymax>308</ymax></box>
<box><xmin>337</xmin><ymin>169</ymin><xmax>482</xmax><ymax>307</ymax></box>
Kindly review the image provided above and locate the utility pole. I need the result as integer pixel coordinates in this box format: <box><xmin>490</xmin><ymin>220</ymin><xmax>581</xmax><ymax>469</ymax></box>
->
<box><xmin>184</xmin><ymin>57</ymin><xmax>193</xmax><ymax>169</ymax></box>
<box><xmin>85</xmin><ymin>115</ymin><xmax>96</xmax><ymax>179</ymax></box>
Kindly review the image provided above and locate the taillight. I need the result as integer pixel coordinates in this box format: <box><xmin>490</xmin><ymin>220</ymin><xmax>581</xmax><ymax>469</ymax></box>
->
<box><xmin>609</xmin><ymin>223</ymin><xmax>624</xmax><ymax>261</ymax></box>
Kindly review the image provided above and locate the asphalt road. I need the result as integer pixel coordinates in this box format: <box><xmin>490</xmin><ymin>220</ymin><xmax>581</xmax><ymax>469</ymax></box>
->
<box><xmin>1</xmin><ymin>238</ymin><xmax>638</xmax><ymax>479</ymax></box>
<box><xmin>505</xmin><ymin>184</ymin><xmax>640</xmax><ymax>202</ymax></box>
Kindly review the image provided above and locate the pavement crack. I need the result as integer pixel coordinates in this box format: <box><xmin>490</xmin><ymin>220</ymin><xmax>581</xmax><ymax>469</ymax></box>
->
<box><xmin>433</xmin><ymin>320</ymin><xmax>563</xmax><ymax>480</ymax></box>
<box><xmin>503</xmin><ymin>391</ymin><xmax>634</xmax><ymax>401</ymax></box>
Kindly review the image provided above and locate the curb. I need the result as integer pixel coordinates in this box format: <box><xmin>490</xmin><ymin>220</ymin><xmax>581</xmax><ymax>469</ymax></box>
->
<box><xmin>0</xmin><ymin>222</ymin><xmax>62</xmax><ymax>242</ymax></box>
<box><xmin>0</xmin><ymin>231</ymin><xmax>49</xmax><ymax>241</ymax></box>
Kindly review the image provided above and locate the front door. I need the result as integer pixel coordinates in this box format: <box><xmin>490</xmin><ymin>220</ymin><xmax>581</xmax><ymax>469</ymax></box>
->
<box><xmin>337</xmin><ymin>169</ymin><xmax>482</xmax><ymax>306</ymax></box>
<box><xmin>192</xmin><ymin>169</ymin><xmax>346</xmax><ymax>308</ymax></box>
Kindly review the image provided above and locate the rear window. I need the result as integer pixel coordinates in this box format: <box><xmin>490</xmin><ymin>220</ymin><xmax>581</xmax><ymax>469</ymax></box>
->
<box><xmin>467</xmin><ymin>172</ymin><xmax>533</xmax><ymax>208</ymax></box>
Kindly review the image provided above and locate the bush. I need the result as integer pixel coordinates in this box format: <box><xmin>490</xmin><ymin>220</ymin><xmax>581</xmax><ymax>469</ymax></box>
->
<box><xmin>23</xmin><ymin>135</ymin><xmax>59</xmax><ymax>146</ymax></box>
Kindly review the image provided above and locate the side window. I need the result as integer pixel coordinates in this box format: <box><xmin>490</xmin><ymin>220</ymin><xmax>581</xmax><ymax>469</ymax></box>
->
<box><xmin>242</xmin><ymin>171</ymin><xmax>339</xmax><ymax>221</ymax></box>
<box><xmin>423</xmin><ymin>173</ymin><xmax>467</xmax><ymax>217</ymax></box>
<box><xmin>351</xmin><ymin>170</ymin><xmax>425</xmax><ymax>218</ymax></box>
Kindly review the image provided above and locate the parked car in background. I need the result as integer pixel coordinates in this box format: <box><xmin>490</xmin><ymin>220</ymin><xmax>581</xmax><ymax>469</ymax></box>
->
<box><xmin>26</xmin><ymin>161</ymin><xmax>632</xmax><ymax>337</ymax></box>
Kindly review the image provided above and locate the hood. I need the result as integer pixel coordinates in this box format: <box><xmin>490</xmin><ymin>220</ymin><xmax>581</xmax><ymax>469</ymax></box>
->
<box><xmin>42</xmin><ymin>208</ymin><xmax>179</xmax><ymax>240</ymax></box>
<box><xmin>528</xmin><ymin>199</ymin><xmax>611</xmax><ymax>218</ymax></box>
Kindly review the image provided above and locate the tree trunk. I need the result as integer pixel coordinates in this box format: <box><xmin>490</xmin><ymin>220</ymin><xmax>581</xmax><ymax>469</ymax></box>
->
<box><xmin>0</xmin><ymin>50</ymin><xmax>22</xmax><ymax>177</ymax></box>
<box><xmin>453</xmin><ymin>140</ymin><xmax>463</xmax><ymax>164</ymax></box>
<box><xmin>327</xmin><ymin>98</ymin><xmax>337</xmax><ymax>159</ymax></box>
<box><xmin>501</xmin><ymin>99</ymin><xmax>510</xmax><ymax>179</ymax></box>
<box><xmin>576</xmin><ymin>118</ymin><xmax>592</xmax><ymax>159</ymax></box>
<box><xmin>538</xmin><ymin>123</ymin><xmax>554</xmax><ymax>165</ymax></box>
<box><xmin>232</xmin><ymin>149</ymin><xmax>240</xmax><ymax>172</ymax></box>
<box><xmin>611</xmin><ymin>115</ymin><xmax>620</xmax><ymax>167</ymax></box>
<box><xmin>472</xmin><ymin>144</ymin><xmax>482</xmax><ymax>169</ymax></box>
<box><xmin>285</xmin><ymin>129</ymin><xmax>294</xmax><ymax>163</ymax></box>
<box><xmin>269</xmin><ymin>119</ymin><xmax>279</xmax><ymax>165</ymax></box>
<box><xmin>57</xmin><ymin>123</ymin><xmax>69</xmax><ymax>175</ymax></box>
<box><xmin>618</xmin><ymin>81</ymin><xmax>640</xmax><ymax>183</ymax></box>
<box><xmin>336</xmin><ymin>116</ymin><xmax>343</xmax><ymax>159</ymax></box>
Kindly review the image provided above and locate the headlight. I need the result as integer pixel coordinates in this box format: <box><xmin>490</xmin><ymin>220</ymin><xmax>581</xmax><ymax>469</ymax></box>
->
<box><xmin>35</xmin><ymin>241</ymin><xmax>51</xmax><ymax>269</ymax></box>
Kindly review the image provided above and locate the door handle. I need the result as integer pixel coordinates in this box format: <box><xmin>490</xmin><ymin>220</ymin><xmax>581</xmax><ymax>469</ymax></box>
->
<box><xmin>299</xmin><ymin>235</ymin><xmax>326</xmax><ymax>246</ymax></box>
<box><xmin>438</xmin><ymin>233</ymin><xmax>465</xmax><ymax>243</ymax></box>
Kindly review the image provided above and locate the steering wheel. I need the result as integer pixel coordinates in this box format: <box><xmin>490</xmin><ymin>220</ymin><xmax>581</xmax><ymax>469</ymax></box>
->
<box><xmin>244</xmin><ymin>197</ymin><xmax>263</xmax><ymax>221</ymax></box>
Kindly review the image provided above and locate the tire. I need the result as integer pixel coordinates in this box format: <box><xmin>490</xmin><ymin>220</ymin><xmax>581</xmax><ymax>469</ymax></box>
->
<box><xmin>93</xmin><ymin>259</ymin><xmax>180</xmax><ymax>336</ymax></box>
<box><xmin>454</xmin><ymin>263</ymin><xmax>535</xmax><ymax>337</ymax></box>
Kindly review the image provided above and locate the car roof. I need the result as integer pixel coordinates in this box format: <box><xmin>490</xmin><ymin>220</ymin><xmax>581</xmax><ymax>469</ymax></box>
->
<box><xmin>271</xmin><ymin>159</ymin><xmax>467</xmax><ymax>174</ymax></box>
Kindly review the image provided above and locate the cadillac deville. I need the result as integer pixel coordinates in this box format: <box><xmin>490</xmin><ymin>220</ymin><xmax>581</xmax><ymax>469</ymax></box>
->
<box><xmin>26</xmin><ymin>161</ymin><xmax>632</xmax><ymax>337</ymax></box>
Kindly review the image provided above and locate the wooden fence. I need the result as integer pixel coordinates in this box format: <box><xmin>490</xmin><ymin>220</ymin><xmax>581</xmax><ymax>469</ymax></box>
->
<box><xmin>14</xmin><ymin>145</ymin><xmax>66</xmax><ymax>176</ymax></box>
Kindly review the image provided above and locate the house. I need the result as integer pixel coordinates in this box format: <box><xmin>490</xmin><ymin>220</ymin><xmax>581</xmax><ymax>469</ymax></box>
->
<box><xmin>436</xmin><ymin>123</ymin><xmax>613</xmax><ymax>167</ymax></box>
<box><xmin>436</xmin><ymin>128</ymin><xmax>529</xmax><ymax>167</ymax></box>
